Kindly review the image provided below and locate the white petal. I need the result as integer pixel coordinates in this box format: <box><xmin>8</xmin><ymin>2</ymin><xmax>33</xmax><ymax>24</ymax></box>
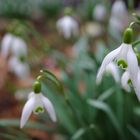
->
<box><xmin>20</xmin><ymin>96</ymin><xmax>35</xmax><ymax>128</ymax></box>
<box><xmin>117</xmin><ymin>43</ymin><xmax>129</xmax><ymax>61</ymax></box>
<box><xmin>41</xmin><ymin>95</ymin><xmax>57</xmax><ymax>122</ymax></box>
<box><xmin>106</xmin><ymin>62</ymin><xmax>120</xmax><ymax>83</ymax></box>
<box><xmin>33</xmin><ymin>93</ymin><xmax>44</xmax><ymax>114</ymax></box>
<box><xmin>96</xmin><ymin>46</ymin><xmax>121</xmax><ymax>84</ymax></box>
<box><xmin>121</xmin><ymin>71</ymin><xmax>131</xmax><ymax>92</ymax></box>
<box><xmin>136</xmin><ymin>70</ymin><xmax>140</xmax><ymax>100</ymax></box>
<box><xmin>127</xmin><ymin>46</ymin><xmax>140</xmax><ymax>100</ymax></box>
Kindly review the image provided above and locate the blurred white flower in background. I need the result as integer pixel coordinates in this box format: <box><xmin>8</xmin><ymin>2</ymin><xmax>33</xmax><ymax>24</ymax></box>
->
<box><xmin>20</xmin><ymin>92</ymin><xmax>56</xmax><ymax>128</ymax></box>
<box><xmin>1</xmin><ymin>33</ymin><xmax>27</xmax><ymax>58</ymax></box>
<box><xmin>109</xmin><ymin>0</ymin><xmax>128</xmax><ymax>32</ymax></box>
<box><xmin>0</xmin><ymin>33</ymin><xmax>30</xmax><ymax>80</ymax></box>
<box><xmin>93</xmin><ymin>4</ymin><xmax>107</xmax><ymax>22</ymax></box>
<box><xmin>96</xmin><ymin>62</ymin><xmax>120</xmax><ymax>84</ymax></box>
<box><xmin>8</xmin><ymin>56</ymin><xmax>30</xmax><ymax>80</ymax></box>
<box><xmin>84</xmin><ymin>22</ymin><xmax>103</xmax><ymax>38</ymax></box>
<box><xmin>56</xmin><ymin>15</ymin><xmax>79</xmax><ymax>39</ymax></box>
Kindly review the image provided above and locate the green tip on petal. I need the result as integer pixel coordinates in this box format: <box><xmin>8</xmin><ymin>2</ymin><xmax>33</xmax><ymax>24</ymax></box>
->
<box><xmin>127</xmin><ymin>79</ymin><xmax>132</xmax><ymax>85</ymax></box>
<box><xmin>33</xmin><ymin>81</ymin><xmax>41</xmax><ymax>93</ymax></box>
<box><xmin>34</xmin><ymin>106</ymin><xmax>44</xmax><ymax>114</ymax></box>
<box><xmin>117</xmin><ymin>59</ymin><xmax>128</xmax><ymax>69</ymax></box>
<box><xmin>123</xmin><ymin>28</ymin><xmax>133</xmax><ymax>44</ymax></box>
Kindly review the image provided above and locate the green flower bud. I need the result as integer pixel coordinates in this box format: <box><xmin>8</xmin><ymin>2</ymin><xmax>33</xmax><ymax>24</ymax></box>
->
<box><xmin>33</xmin><ymin>81</ymin><xmax>41</xmax><ymax>93</ymax></box>
<box><xmin>123</xmin><ymin>28</ymin><xmax>133</xmax><ymax>44</ymax></box>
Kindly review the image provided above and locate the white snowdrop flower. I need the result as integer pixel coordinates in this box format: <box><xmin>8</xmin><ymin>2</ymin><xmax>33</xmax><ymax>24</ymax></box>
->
<box><xmin>97</xmin><ymin>28</ymin><xmax>139</xmax><ymax>99</ymax></box>
<box><xmin>93</xmin><ymin>4</ymin><xmax>107</xmax><ymax>22</ymax></box>
<box><xmin>0</xmin><ymin>33</ymin><xmax>27</xmax><ymax>58</ymax></box>
<box><xmin>121</xmin><ymin>70</ymin><xmax>131</xmax><ymax>92</ymax></box>
<box><xmin>8</xmin><ymin>56</ymin><xmax>30</xmax><ymax>80</ymax></box>
<box><xmin>109</xmin><ymin>0</ymin><xmax>128</xmax><ymax>32</ymax></box>
<box><xmin>56</xmin><ymin>16</ymin><xmax>79</xmax><ymax>39</ymax></box>
<box><xmin>20</xmin><ymin>81</ymin><xmax>56</xmax><ymax>128</ymax></box>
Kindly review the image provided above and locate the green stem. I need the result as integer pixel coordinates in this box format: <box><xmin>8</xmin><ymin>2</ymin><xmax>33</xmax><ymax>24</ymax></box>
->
<box><xmin>132</xmin><ymin>40</ymin><xmax>140</xmax><ymax>47</ymax></box>
<box><xmin>64</xmin><ymin>93</ymin><xmax>86</xmax><ymax>127</ymax></box>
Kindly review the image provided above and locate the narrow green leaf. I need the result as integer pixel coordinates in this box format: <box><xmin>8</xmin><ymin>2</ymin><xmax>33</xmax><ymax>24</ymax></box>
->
<box><xmin>71</xmin><ymin>128</ymin><xmax>86</xmax><ymax>140</ymax></box>
<box><xmin>41</xmin><ymin>69</ymin><xmax>64</xmax><ymax>93</ymax></box>
<box><xmin>98</xmin><ymin>88</ymin><xmax>114</xmax><ymax>101</ymax></box>
<box><xmin>0</xmin><ymin>119</ymin><xmax>54</xmax><ymax>131</ymax></box>
<box><xmin>87</xmin><ymin>100</ymin><xmax>123</xmax><ymax>137</ymax></box>
<box><xmin>128</xmin><ymin>125</ymin><xmax>140</xmax><ymax>140</ymax></box>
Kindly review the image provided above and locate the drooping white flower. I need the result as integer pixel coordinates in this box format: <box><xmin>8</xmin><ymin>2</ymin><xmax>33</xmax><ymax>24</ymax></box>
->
<box><xmin>97</xmin><ymin>43</ymin><xmax>138</xmax><ymax>85</ymax></box>
<box><xmin>97</xmin><ymin>28</ymin><xmax>140</xmax><ymax>100</ymax></box>
<box><xmin>20</xmin><ymin>92</ymin><xmax>56</xmax><ymax>128</ymax></box>
<box><xmin>121</xmin><ymin>70</ymin><xmax>131</xmax><ymax>92</ymax></box>
<box><xmin>109</xmin><ymin>0</ymin><xmax>128</xmax><ymax>32</ymax></box>
<box><xmin>56</xmin><ymin>16</ymin><xmax>79</xmax><ymax>39</ymax></box>
<box><xmin>96</xmin><ymin>62</ymin><xmax>120</xmax><ymax>84</ymax></box>
<box><xmin>1</xmin><ymin>33</ymin><xmax>27</xmax><ymax>58</ymax></box>
<box><xmin>8</xmin><ymin>56</ymin><xmax>30</xmax><ymax>80</ymax></box>
<box><xmin>93</xmin><ymin>4</ymin><xmax>107</xmax><ymax>22</ymax></box>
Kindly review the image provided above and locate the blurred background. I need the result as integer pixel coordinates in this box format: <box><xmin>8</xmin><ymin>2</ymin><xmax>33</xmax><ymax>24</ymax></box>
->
<box><xmin>0</xmin><ymin>0</ymin><xmax>140</xmax><ymax>140</ymax></box>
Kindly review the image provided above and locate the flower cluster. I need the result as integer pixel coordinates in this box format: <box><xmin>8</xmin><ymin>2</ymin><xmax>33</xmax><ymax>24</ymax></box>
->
<box><xmin>0</xmin><ymin>33</ymin><xmax>30</xmax><ymax>80</ymax></box>
<box><xmin>96</xmin><ymin>27</ymin><xmax>140</xmax><ymax>100</ymax></box>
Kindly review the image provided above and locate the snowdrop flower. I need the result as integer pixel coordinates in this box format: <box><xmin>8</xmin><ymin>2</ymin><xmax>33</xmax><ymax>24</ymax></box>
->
<box><xmin>93</xmin><ymin>4</ymin><xmax>107</xmax><ymax>22</ymax></box>
<box><xmin>20</xmin><ymin>81</ymin><xmax>56</xmax><ymax>128</ymax></box>
<box><xmin>56</xmin><ymin>16</ymin><xmax>79</xmax><ymax>39</ymax></box>
<box><xmin>109</xmin><ymin>0</ymin><xmax>128</xmax><ymax>32</ymax></box>
<box><xmin>8</xmin><ymin>56</ymin><xmax>30</xmax><ymax>80</ymax></box>
<box><xmin>97</xmin><ymin>28</ymin><xmax>139</xmax><ymax>98</ymax></box>
<box><xmin>1</xmin><ymin>33</ymin><xmax>27</xmax><ymax>58</ymax></box>
<box><xmin>121</xmin><ymin>70</ymin><xmax>131</xmax><ymax>92</ymax></box>
<box><xmin>96</xmin><ymin>62</ymin><xmax>120</xmax><ymax>84</ymax></box>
